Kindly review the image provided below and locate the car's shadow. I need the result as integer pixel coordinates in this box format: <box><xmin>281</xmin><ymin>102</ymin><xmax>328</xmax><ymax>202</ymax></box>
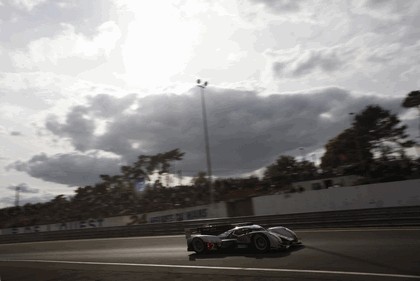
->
<box><xmin>188</xmin><ymin>245</ymin><xmax>305</xmax><ymax>261</ymax></box>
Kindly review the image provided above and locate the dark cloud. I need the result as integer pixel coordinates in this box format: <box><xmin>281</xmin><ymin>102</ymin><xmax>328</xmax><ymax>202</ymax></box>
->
<box><xmin>9</xmin><ymin>87</ymin><xmax>411</xmax><ymax>187</ymax></box>
<box><xmin>87</xmin><ymin>93</ymin><xmax>137</xmax><ymax>118</ymax></box>
<box><xmin>46</xmin><ymin>106</ymin><xmax>96</xmax><ymax>151</ymax></box>
<box><xmin>9</xmin><ymin>153</ymin><xmax>121</xmax><ymax>187</ymax></box>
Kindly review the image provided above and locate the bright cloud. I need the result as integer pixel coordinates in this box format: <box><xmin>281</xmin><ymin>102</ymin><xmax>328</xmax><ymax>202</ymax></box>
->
<box><xmin>9</xmin><ymin>0</ymin><xmax>47</xmax><ymax>11</ymax></box>
<box><xmin>11</xmin><ymin>21</ymin><xmax>121</xmax><ymax>73</ymax></box>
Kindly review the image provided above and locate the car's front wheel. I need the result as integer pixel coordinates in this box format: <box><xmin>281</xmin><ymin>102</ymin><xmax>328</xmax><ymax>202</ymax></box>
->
<box><xmin>252</xmin><ymin>234</ymin><xmax>270</xmax><ymax>253</ymax></box>
<box><xmin>191</xmin><ymin>238</ymin><xmax>206</xmax><ymax>254</ymax></box>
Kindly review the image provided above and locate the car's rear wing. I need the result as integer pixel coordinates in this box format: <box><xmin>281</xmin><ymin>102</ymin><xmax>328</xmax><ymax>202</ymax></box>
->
<box><xmin>185</xmin><ymin>222</ymin><xmax>254</xmax><ymax>238</ymax></box>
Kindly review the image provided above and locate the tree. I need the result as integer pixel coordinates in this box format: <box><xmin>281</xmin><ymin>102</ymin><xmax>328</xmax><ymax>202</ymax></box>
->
<box><xmin>68</xmin><ymin>149</ymin><xmax>185</xmax><ymax>219</ymax></box>
<box><xmin>402</xmin><ymin>90</ymin><xmax>420</xmax><ymax>109</ymax></box>
<box><xmin>320</xmin><ymin>128</ymin><xmax>364</xmax><ymax>171</ymax></box>
<box><xmin>263</xmin><ymin>155</ymin><xmax>317</xmax><ymax>187</ymax></box>
<box><xmin>321</xmin><ymin>105</ymin><xmax>414</xmax><ymax>173</ymax></box>
<box><xmin>99</xmin><ymin>148</ymin><xmax>185</xmax><ymax>189</ymax></box>
<box><xmin>402</xmin><ymin>90</ymin><xmax>420</xmax><ymax>140</ymax></box>
<box><xmin>127</xmin><ymin>148</ymin><xmax>184</xmax><ymax>181</ymax></box>
<box><xmin>191</xmin><ymin>171</ymin><xmax>209</xmax><ymax>187</ymax></box>
<box><xmin>353</xmin><ymin>105</ymin><xmax>414</xmax><ymax>158</ymax></box>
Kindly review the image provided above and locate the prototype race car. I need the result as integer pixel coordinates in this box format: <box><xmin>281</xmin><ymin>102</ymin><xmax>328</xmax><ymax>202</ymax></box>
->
<box><xmin>186</xmin><ymin>223</ymin><xmax>301</xmax><ymax>254</ymax></box>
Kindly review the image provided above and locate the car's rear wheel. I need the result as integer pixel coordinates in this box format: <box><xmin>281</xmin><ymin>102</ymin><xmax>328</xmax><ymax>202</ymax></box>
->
<box><xmin>252</xmin><ymin>234</ymin><xmax>270</xmax><ymax>253</ymax></box>
<box><xmin>192</xmin><ymin>238</ymin><xmax>206</xmax><ymax>254</ymax></box>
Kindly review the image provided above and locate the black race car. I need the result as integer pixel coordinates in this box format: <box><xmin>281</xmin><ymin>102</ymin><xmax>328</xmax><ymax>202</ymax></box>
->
<box><xmin>186</xmin><ymin>223</ymin><xmax>301</xmax><ymax>254</ymax></box>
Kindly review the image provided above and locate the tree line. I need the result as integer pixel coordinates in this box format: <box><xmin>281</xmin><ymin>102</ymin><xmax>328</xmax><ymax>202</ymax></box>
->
<box><xmin>264</xmin><ymin>91</ymin><xmax>420</xmax><ymax>185</ymax></box>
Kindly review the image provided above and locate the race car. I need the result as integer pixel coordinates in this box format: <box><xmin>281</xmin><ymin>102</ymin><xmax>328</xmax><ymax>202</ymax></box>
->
<box><xmin>185</xmin><ymin>223</ymin><xmax>301</xmax><ymax>254</ymax></box>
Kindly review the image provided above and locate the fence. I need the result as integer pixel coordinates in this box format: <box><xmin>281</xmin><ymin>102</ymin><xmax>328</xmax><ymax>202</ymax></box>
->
<box><xmin>1</xmin><ymin>205</ymin><xmax>419</xmax><ymax>244</ymax></box>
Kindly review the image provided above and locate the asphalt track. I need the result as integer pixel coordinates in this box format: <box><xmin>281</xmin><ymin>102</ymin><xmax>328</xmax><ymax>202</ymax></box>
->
<box><xmin>0</xmin><ymin>227</ymin><xmax>420</xmax><ymax>280</ymax></box>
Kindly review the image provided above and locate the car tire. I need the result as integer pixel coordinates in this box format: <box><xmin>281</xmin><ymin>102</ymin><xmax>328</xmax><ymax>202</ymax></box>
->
<box><xmin>252</xmin><ymin>234</ymin><xmax>270</xmax><ymax>253</ymax></box>
<box><xmin>191</xmin><ymin>238</ymin><xmax>206</xmax><ymax>254</ymax></box>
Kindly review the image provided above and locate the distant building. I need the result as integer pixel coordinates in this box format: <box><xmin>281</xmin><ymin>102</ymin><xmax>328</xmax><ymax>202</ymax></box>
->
<box><xmin>291</xmin><ymin>175</ymin><xmax>363</xmax><ymax>191</ymax></box>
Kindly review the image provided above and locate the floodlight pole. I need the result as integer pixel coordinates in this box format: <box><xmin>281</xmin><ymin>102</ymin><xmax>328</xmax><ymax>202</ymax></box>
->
<box><xmin>197</xmin><ymin>79</ymin><xmax>214</xmax><ymax>204</ymax></box>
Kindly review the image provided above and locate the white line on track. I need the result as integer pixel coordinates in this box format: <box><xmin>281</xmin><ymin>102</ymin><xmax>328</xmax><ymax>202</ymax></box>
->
<box><xmin>4</xmin><ymin>228</ymin><xmax>419</xmax><ymax>246</ymax></box>
<box><xmin>2</xmin><ymin>259</ymin><xmax>420</xmax><ymax>279</ymax></box>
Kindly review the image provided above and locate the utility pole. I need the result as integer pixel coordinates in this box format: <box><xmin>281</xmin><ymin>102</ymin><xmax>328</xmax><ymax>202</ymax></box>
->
<box><xmin>196</xmin><ymin>79</ymin><xmax>214</xmax><ymax>204</ymax></box>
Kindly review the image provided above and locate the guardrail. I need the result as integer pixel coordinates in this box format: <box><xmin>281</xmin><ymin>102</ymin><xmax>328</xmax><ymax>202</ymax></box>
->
<box><xmin>1</xmin><ymin>206</ymin><xmax>419</xmax><ymax>244</ymax></box>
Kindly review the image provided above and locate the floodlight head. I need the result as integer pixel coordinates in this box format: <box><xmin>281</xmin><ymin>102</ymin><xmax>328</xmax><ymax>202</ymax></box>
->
<box><xmin>204</xmin><ymin>81</ymin><xmax>208</xmax><ymax>86</ymax></box>
<box><xmin>197</xmin><ymin>79</ymin><xmax>201</xmax><ymax>84</ymax></box>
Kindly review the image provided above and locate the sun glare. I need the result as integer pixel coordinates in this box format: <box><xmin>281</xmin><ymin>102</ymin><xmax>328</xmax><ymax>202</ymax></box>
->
<box><xmin>120</xmin><ymin>2</ymin><xmax>202</xmax><ymax>89</ymax></box>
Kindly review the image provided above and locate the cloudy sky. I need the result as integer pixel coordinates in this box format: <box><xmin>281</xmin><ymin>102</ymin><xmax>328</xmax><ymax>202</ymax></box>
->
<box><xmin>1</xmin><ymin>0</ymin><xmax>420</xmax><ymax>208</ymax></box>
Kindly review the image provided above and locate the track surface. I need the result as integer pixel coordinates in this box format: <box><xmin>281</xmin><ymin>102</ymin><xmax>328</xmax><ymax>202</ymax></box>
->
<box><xmin>1</xmin><ymin>228</ymin><xmax>420</xmax><ymax>280</ymax></box>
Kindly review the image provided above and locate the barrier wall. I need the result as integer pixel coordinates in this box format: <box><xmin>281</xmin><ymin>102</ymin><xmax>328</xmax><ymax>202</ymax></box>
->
<box><xmin>145</xmin><ymin>201</ymin><xmax>227</xmax><ymax>223</ymax></box>
<box><xmin>2</xmin><ymin>179</ymin><xmax>419</xmax><ymax>235</ymax></box>
<box><xmin>0</xmin><ymin>202</ymin><xmax>227</xmax><ymax>235</ymax></box>
<box><xmin>253</xmin><ymin>179</ymin><xmax>420</xmax><ymax>216</ymax></box>
<box><xmin>291</xmin><ymin>175</ymin><xmax>362</xmax><ymax>190</ymax></box>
